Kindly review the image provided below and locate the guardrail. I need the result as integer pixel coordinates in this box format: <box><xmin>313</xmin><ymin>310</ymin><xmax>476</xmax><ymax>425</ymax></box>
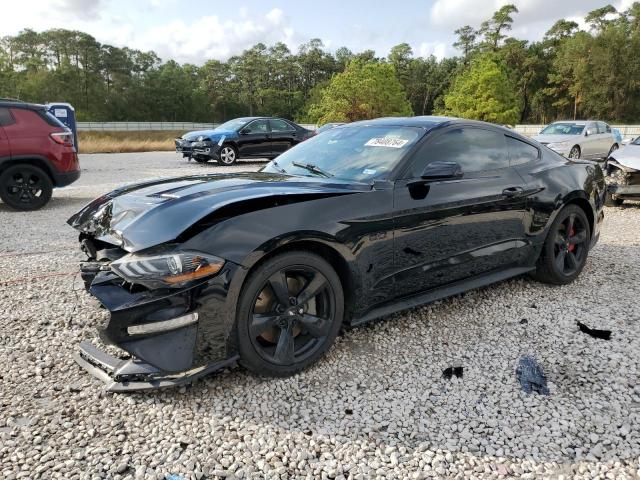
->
<box><xmin>77</xmin><ymin>122</ymin><xmax>318</xmax><ymax>131</ymax></box>
<box><xmin>515</xmin><ymin>124</ymin><xmax>640</xmax><ymax>140</ymax></box>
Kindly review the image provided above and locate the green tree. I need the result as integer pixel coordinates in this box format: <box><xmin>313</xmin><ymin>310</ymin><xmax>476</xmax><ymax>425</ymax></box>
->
<box><xmin>479</xmin><ymin>4</ymin><xmax>519</xmax><ymax>50</ymax></box>
<box><xmin>441</xmin><ymin>53</ymin><xmax>520</xmax><ymax>124</ymax></box>
<box><xmin>306</xmin><ymin>61</ymin><xmax>412</xmax><ymax>124</ymax></box>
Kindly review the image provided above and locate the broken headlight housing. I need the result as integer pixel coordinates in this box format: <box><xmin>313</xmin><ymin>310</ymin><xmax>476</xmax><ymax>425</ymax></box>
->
<box><xmin>110</xmin><ymin>249</ymin><xmax>225</xmax><ymax>289</ymax></box>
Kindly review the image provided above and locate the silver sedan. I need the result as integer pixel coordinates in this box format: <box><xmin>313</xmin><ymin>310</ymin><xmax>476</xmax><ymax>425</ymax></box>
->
<box><xmin>533</xmin><ymin>121</ymin><xmax>619</xmax><ymax>160</ymax></box>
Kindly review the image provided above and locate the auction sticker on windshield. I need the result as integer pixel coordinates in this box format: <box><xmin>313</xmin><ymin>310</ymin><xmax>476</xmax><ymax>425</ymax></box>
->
<box><xmin>365</xmin><ymin>138</ymin><xmax>409</xmax><ymax>148</ymax></box>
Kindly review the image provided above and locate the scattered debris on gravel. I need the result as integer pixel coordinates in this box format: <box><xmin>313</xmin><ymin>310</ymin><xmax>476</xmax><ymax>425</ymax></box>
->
<box><xmin>515</xmin><ymin>356</ymin><xmax>550</xmax><ymax>396</ymax></box>
<box><xmin>577</xmin><ymin>321</ymin><xmax>612</xmax><ymax>340</ymax></box>
<box><xmin>1</xmin><ymin>152</ymin><xmax>640</xmax><ymax>478</ymax></box>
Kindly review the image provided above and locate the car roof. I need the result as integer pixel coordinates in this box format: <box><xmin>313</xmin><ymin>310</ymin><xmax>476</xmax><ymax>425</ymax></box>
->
<box><xmin>345</xmin><ymin>115</ymin><xmax>515</xmax><ymax>131</ymax></box>
<box><xmin>0</xmin><ymin>99</ymin><xmax>46</xmax><ymax>111</ymax></box>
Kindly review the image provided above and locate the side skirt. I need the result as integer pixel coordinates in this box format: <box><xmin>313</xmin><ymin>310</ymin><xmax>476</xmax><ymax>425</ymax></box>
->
<box><xmin>351</xmin><ymin>267</ymin><xmax>535</xmax><ymax>327</ymax></box>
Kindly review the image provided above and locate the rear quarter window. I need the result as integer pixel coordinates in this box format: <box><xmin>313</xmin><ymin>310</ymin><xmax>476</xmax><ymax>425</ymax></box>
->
<box><xmin>506</xmin><ymin>136</ymin><xmax>539</xmax><ymax>166</ymax></box>
<box><xmin>37</xmin><ymin>110</ymin><xmax>67</xmax><ymax>128</ymax></box>
<box><xmin>0</xmin><ymin>108</ymin><xmax>15</xmax><ymax>126</ymax></box>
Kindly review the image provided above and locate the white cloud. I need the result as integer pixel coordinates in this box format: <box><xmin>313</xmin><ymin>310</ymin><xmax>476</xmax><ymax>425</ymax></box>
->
<box><xmin>417</xmin><ymin>41</ymin><xmax>449</xmax><ymax>60</ymax></box>
<box><xmin>131</xmin><ymin>8</ymin><xmax>297</xmax><ymax>63</ymax></box>
<box><xmin>0</xmin><ymin>1</ymin><xmax>298</xmax><ymax>64</ymax></box>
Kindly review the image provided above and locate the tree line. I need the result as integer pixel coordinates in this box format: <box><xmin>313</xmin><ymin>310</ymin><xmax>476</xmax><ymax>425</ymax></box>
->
<box><xmin>1</xmin><ymin>3</ymin><xmax>639</xmax><ymax>125</ymax></box>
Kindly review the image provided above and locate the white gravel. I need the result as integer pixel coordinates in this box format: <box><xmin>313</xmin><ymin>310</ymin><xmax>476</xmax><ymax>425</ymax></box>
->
<box><xmin>1</xmin><ymin>152</ymin><xmax>639</xmax><ymax>479</ymax></box>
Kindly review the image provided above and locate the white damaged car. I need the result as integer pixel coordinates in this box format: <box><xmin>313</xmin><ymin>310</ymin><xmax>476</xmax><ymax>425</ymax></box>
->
<box><xmin>604</xmin><ymin>137</ymin><xmax>640</xmax><ymax>206</ymax></box>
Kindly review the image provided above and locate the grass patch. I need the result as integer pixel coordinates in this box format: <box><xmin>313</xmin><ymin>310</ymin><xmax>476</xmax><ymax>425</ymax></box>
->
<box><xmin>78</xmin><ymin>130</ymin><xmax>187</xmax><ymax>154</ymax></box>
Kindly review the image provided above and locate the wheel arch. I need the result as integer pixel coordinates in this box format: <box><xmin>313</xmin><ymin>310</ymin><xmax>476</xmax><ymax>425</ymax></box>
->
<box><xmin>0</xmin><ymin>156</ymin><xmax>55</xmax><ymax>181</ymax></box>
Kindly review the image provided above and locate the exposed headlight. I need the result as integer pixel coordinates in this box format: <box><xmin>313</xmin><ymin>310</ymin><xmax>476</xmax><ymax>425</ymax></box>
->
<box><xmin>110</xmin><ymin>249</ymin><xmax>225</xmax><ymax>289</ymax></box>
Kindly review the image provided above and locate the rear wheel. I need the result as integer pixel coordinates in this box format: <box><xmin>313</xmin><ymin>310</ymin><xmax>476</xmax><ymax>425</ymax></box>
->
<box><xmin>236</xmin><ymin>251</ymin><xmax>344</xmax><ymax>377</ymax></box>
<box><xmin>532</xmin><ymin>204</ymin><xmax>591</xmax><ymax>285</ymax></box>
<box><xmin>568</xmin><ymin>146</ymin><xmax>581</xmax><ymax>159</ymax></box>
<box><xmin>0</xmin><ymin>164</ymin><xmax>53</xmax><ymax>211</ymax></box>
<box><xmin>218</xmin><ymin>145</ymin><xmax>238</xmax><ymax>165</ymax></box>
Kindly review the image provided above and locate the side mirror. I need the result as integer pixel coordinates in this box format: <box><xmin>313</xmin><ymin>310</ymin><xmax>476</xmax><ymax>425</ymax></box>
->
<box><xmin>585</xmin><ymin>128</ymin><xmax>596</xmax><ymax>137</ymax></box>
<box><xmin>239</xmin><ymin>128</ymin><xmax>250</xmax><ymax>135</ymax></box>
<box><xmin>421</xmin><ymin>161</ymin><xmax>463</xmax><ymax>180</ymax></box>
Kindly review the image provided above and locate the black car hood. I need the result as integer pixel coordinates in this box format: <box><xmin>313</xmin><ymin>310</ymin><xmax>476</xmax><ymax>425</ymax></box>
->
<box><xmin>68</xmin><ymin>172</ymin><xmax>367</xmax><ymax>252</ymax></box>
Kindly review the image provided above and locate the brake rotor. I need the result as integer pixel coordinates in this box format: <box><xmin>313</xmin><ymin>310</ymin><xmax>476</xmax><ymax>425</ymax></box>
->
<box><xmin>254</xmin><ymin>275</ymin><xmax>308</xmax><ymax>344</ymax></box>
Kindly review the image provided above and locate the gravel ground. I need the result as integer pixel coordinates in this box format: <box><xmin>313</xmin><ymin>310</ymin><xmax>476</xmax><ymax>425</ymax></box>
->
<box><xmin>1</xmin><ymin>152</ymin><xmax>639</xmax><ymax>479</ymax></box>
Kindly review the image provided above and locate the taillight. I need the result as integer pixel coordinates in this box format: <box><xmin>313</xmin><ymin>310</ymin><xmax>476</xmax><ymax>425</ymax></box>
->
<box><xmin>50</xmin><ymin>131</ymin><xmax>74</xmax><ymax>147</ymax></box>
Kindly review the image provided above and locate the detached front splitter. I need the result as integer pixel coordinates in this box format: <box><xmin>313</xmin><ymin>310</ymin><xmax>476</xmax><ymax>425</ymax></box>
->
<box><xmin>74</xmin><ymin>340</ymin><xmax>239</xmax><ymax>392</ymax></box>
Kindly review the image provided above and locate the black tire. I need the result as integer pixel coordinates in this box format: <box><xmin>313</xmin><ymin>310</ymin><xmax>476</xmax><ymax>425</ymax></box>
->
<box><xmin>217</xmin><ymin>145</ymin><xmax>238</xmax><ymax>165</ymax></box>
<box><xmin>0</xmin><ymin>164</ymin><xmax>53</xmax><ymax>211</ymax></box>
<box><xmin>236</xmin><ymin>251</ymin><xmax>344</xmax><ymax>377</ymax></box>
<box><xmin>568</xmin><ymin>146</ymin><xmax>581</xmax><ymax>159</ymax></box>
<box><xmin>532</xmin><ymin>204</ymin><xmax>591</xmax><ymax>285</ymax></box>
<box><xmin>604</xmin><ymin>191</ymin><xmax>624</xmax><ymax>207</ymax></box>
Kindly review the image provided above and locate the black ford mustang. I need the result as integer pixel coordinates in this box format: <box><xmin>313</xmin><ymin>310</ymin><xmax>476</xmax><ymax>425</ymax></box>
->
<box><xmin>69</xmin><ymin>117</ymin><xmax>606</xmax><ymax>391</ymax></box>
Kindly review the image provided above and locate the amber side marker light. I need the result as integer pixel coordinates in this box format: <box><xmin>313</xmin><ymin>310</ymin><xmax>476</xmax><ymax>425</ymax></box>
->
<box><xmin>163</xmin><ymin>261</ymin><xmax>224</xmax><ymax>285</ymax></box>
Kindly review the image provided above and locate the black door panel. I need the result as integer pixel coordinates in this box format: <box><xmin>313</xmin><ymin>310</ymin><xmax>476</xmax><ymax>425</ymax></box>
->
<box><xmin>269</xmin><ymin>119</ymin><xmax>297</xmax><ymax>155</ymax></box>
<box><xmin>237</xmin><ymin>119</ymin><xmax>272</xmax><ymax>157</ymax></box>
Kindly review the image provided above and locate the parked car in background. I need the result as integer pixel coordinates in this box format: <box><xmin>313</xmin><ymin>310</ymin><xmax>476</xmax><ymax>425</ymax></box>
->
<box><xmin>69</xmin><ymin>116</ymin><xmax>604</xmax><ymax>391</ymax></box>
<box><xmin>533</xmin><ymin>120</ymin><xmax>618</xmax><ymax>160</ymax></box>
<box><xmin>315</xmin><ymin>122</ymin><xmax>346</xmax><ymax>134</ymax></box>
<box><xmin>0</xmin><ymin>99</ymin><xmax>80</xmax><ymax>210</ymax></box>
<box><xmin>184</xmin><ymin>117</ymin><xmax>313</xmax><ymax>165</ymax></box>
<box><xmin>604</xmin><ymin>136</ymin><xmax>640</xmax><ymax>206</ymax></box>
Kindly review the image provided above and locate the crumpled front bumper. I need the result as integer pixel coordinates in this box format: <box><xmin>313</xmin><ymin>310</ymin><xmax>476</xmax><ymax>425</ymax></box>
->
<box><xmin>74</xmin><ymin>256</ymin><xmax>242</xmax><ymax>392</ymax></box>
<box><xmin>74</xmin><ymin>340</ymin><xmax>238</xmax><ymax>392</ymax></box>
<box><xmin>192</xmin><ymin>142</ymin><xmax>222</xmax><ymax>160</ymax></box>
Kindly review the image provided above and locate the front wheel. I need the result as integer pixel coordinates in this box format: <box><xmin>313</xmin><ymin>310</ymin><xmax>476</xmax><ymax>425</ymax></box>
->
<box><xmin>0</xmin><ymin>164</ymin><xmax>53</xmax><ymax>211</ymax></box>
<box><xmin>236</xmin><ymin>251</ymin><xmax>344</xmax><ymax>377</ymax></box>
<box><xmin>532</xmin><ymin>204</ymin><xmax>591</xmax><ymax>285</ymax></box>
<box><xmin>568</xmin><ymin>146</ymin><xmax>581</xmax><ymax>159</ymax></box>
<box><xmin>218</xmin><ymin>145</ymin><xmax>238</xmax><ymax>165</ymax></box>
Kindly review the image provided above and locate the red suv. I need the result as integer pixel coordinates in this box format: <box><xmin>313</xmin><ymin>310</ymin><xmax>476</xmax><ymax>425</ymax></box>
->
<box><xmin>0</xmin><ymin>100</ymin><xmax>80</xmax><ymax>210</ymax></box>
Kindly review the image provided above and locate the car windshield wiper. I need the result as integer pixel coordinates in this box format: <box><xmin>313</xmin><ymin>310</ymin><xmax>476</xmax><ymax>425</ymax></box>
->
<box><xmin>291</xmin><ymin>161</ymin><xmax>333</xmax><ymax>178</ymax></box>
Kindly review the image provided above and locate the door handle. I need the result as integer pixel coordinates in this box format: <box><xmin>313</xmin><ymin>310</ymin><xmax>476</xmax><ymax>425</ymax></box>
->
<box><xmin>502</xmin><ymin>187</ymin><xmax>524</xmax><ymax>198</ymax></box>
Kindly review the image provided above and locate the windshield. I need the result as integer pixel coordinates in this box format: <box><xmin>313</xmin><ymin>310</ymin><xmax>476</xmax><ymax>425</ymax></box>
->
<box><xmin>261</xmin><ymin>125</ymin><xmax>423</xmax><ymax>182</ymax></box>
<box><xmin>633</xmin><ymin>137</ymin><xmax>640</xmax><ymax>146</ymax></box>
<box><xmin>215</xmin><ymin>118</ymin><xmax>251</xmax><ymax>132</ymax></box>
<box><xmin>541</xmin><ymin>123</ymin><xmax>585</xmax><ymax>135</ymax></box>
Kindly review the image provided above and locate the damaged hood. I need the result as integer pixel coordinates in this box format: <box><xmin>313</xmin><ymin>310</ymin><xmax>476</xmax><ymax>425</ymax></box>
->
<box><xmin>610</xmin><ymin>144</ymin><xmax>640</xmax><ymax>170</ymax></box>
<box><xmin>67</xmin><ymin>172</ymin><xmax>366</xmax><ymax>252</ymax></box>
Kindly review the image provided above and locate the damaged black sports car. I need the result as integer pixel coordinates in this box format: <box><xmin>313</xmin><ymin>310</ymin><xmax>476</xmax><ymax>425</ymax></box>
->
<box><xmin>69</xmin><ymin>117</ymin><xmax>606</xmax><ymax>391</ymax></box>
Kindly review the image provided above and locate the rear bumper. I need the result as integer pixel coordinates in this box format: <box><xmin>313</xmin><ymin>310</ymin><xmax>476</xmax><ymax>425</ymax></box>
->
<box><xmin>52</xmin><ymin>168</ymin><xmax>81</xmax><ymax>187</ymax></box>
<box><xmin>74</xmin><ymin>340</ymin><xmax>238</xmax><ymax>392</ymax></box>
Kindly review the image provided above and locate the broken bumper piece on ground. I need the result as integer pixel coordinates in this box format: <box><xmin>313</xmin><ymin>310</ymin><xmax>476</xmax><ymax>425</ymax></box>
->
<box><xmin>74</xmin><ymin>340</ymin><xmax>238</xmax><ymax>392</ymax></box>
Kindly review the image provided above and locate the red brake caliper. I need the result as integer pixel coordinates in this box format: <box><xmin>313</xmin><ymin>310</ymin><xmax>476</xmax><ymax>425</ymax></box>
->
<box><xmin>568</xmin><ymin>227</ymin><xmax>576</xmax><ymax>252</ymax></box>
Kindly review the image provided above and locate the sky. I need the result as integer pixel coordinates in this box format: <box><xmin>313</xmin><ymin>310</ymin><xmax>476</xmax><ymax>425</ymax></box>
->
<box><xmin>0</xmin><ymin>0</ymin><xmax>635</xmax><ymax>64</ymax></box>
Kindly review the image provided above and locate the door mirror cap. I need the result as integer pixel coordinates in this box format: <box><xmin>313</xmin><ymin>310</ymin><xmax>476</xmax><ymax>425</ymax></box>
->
<box><xmin>585</xmin><ymin>128</ymin><xmax>596</xmax><ymax>136</ymax></box>
<box><xmin>421</xmin><ymin>161</ymin><xmax>463</xmax><ymax>180</ymax></box>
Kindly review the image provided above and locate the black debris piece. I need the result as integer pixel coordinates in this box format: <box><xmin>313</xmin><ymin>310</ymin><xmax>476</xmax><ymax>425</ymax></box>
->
<box><xmin>577</xmin><ymin>321</ymin><xmax>611</xmax><ymax>340</ymax></box>
<box><xmin>443</xmin><ymin>366</ymin><xmax>463</xmax><ymax>380</ymax></box>
<box><xmin>516</xmin><ymin>356</ymin><xmax>549</xmax><ymax>395</ymax></box>
<box><xmin>344</xmin><ymin>408</ymin><xmax>353</xmax><ymax>415</ymax></box>
<box><xmin>520</xmin><ymin>318</ymin><xmax>528</xmax><ymax>325</ymax></box>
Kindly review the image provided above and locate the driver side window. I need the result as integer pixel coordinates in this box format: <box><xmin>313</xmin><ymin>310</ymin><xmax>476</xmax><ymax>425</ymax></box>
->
<box><xmin>406</xmin><ymin>127</ymin><xmax>509</xmax><ymax>178</ymax></box>
<box><xmin>245</xmin><ymin>119</ymin><xmax>269</xmax><ymax>134</ymax></box>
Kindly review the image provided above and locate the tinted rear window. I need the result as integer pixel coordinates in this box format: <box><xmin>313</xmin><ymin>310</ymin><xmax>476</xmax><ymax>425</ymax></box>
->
<box><xmin>0</xmin><ymin>108</ymin><xmax>15</xmax><ymax>126</ymax></box>
<box><xmin>37</xmin><ymin>110</ymin><xmax>67</xmax><ymax>128</ymax></box>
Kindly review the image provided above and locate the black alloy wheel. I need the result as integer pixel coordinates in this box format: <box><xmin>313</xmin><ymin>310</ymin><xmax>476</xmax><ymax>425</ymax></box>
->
<box><xmin>0</xmin><ymin>165</ymin><xmax>53</xmax><ymax>211</ymax></box>
<box><xmin>236</xmin><ymin>252</ymin><xmax>343</xmax><ymax>376</ymax></box>
<box><xmin>532</xmin><ymin>204</ymin><xmax>591</xmax><ymax>285</ymax></box>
